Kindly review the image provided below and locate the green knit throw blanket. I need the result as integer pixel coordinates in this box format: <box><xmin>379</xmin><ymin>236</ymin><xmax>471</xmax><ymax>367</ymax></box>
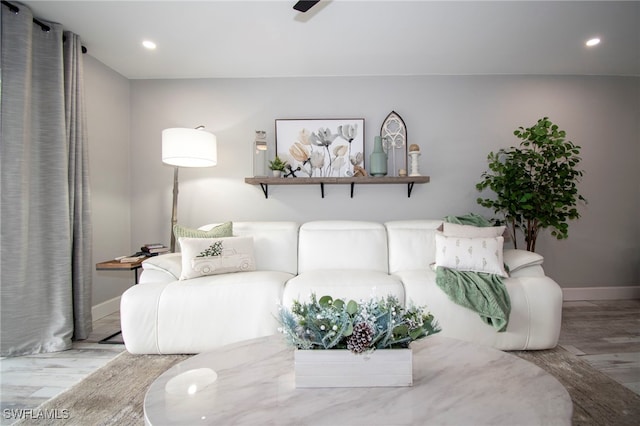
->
<box><xmin>442</xmin><ymin>212</ymin><xmax>492</xmax><ymax>227</ymax></box>
<box><xmin>435</xmin><ymin>267</ymin><xmax>511</xmax><ymax>332</ymax></box>
<box><xmin>436</xmin><ymin>213</ymin><xmax>511</xmax><ymax>332</ymax></box>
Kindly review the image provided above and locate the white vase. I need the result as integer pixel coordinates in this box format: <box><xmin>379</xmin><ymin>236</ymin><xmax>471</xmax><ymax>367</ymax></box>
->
<box><xmin>271</xmin><ymin>170</ymin><xmax>281</xmax><ymax>177</ymax></box>
<box><xmin>294</xmin><ymin>348</ymin><xmax>412</xmax><ymax>388</ymax></box>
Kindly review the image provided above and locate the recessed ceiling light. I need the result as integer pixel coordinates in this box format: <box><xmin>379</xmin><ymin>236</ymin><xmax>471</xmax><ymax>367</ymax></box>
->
<box><xmin>142</xmin><ymin>40</ymin><xmax>157</xmax><ymax>50</ymax></box>
<box><xmin>586</xmin><ymin>38</ymin><xmax>601</xmax><ymax>47</ymax></box>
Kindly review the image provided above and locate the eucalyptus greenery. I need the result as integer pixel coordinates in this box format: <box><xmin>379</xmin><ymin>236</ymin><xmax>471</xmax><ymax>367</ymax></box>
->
<box><xmin>476</xmin><ymin>117</ymin><xmax>586</xmax><ymax>252</ymax></box>
<box><xmin>278</xmin><ymin>294</ymin><xmax>440</xmax><ymax>354</ymax></box>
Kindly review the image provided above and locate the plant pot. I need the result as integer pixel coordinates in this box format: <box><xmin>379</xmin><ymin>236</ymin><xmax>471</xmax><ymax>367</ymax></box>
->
<box><xmin>271</xmin><ymin>170</ymin><xmax>282</xmax><ymax>177</ymax></box>
<box><xmin>294</xmin><ymin>348</ymin><xmax>412</xmax><ymax>388</ymax></box>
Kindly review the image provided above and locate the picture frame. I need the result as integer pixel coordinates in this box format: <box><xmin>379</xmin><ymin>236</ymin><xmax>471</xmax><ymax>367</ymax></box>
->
<box><xmin>275</xmin><ymin>118</ymin><xmax>365</xmax><ymax>178</ymax></box>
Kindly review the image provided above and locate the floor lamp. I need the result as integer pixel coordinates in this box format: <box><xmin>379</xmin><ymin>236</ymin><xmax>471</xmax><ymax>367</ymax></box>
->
<box><xmin>162</xmin><ymin>127</ymin><xmax>217</xmax><ymax>252</ymax></box>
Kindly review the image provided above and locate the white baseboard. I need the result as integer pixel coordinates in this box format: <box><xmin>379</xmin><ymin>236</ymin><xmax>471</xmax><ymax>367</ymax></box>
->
<box><xmin>92</xmin><ymin>296</ymin><xmax>121</xmax><ymax>321</ymax></box>
<box><xmin>563</xmin><ymin>286</ymin><xmax>640</xmax><ymax>301</ymax></box>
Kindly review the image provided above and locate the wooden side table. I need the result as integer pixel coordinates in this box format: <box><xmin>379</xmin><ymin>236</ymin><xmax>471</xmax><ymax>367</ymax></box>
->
<box><xmin>95</xmin><ymin>257</ymin><xmax>146</xmax><ymax>343</ymax></box>
<box><xmin>95</xmin><ymin>257</ymin><xmax>145</xmax><ymax>284</ymax></box>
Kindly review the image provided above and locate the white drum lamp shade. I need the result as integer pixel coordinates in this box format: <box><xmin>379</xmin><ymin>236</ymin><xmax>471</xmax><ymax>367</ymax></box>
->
<box><xmin>162</xmin><ymin>128</ymin><xmax>217</xmax><ymax>167</ymax></box>
<box><xmin>162</xmin><ymin>127</ymin><xmax>217</xmax><ymax>252</ymax></box>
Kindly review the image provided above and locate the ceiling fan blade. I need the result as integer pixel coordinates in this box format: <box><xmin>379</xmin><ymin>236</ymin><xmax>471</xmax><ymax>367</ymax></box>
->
<box><xmin>293</xmin><ymin>1</ymin><xmax>320</xmax><ymax>13</ymax></box>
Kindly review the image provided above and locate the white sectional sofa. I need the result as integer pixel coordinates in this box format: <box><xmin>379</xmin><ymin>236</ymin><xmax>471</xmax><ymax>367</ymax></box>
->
<box><xmin>120</xmin><ymin>220</ymin><xmax>563</xmax><ymax>354</ymax></box>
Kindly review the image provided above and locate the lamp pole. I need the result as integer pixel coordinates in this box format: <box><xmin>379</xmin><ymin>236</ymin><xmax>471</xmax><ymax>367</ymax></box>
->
<box><xmin>170</xmin><ymin>166</ymin><xmax>179</xmax><ymax>252</ymax></box>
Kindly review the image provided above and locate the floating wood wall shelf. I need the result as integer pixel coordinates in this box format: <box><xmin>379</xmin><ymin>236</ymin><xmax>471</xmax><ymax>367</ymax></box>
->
<box><xmin>244</xmin><ymin>176</ymin><xmax>430</xmax><ymax>199</ymax></box>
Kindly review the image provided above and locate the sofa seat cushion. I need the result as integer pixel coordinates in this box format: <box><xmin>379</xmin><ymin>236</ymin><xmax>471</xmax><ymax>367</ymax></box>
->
<box><xmin>282</xmin><ymin>270</ymin><xmax>404</xmax><ymax>307</ymax></box>
<box><xmin>395</xmin><ymin>269</ymin><xmax>562</xmax><ymax>350</ymax></box>
<box><xmin>121</xmin><ymin>270</ymin><xmax>293</xmax><ymax>354</ymax></box>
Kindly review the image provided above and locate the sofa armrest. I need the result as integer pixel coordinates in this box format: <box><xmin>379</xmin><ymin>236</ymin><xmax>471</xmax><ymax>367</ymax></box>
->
<box><xmin>509</xmin><ymin>264</ymin><xmax>545</xmax><ymax>278</ymax></box>
<box><xmin>140</xmin><ymin>253</ymin><xmax>181</xmax><ymax>283</ymax></box>
<box><xmin>504</xmin><ymin>249</ymin><xmax>544</xmax><ymax>274</ymax></box>
<box><xmin>517</xmin><ymin>276</ymin><xmax>563</xmax><ymax>349</ymax></box>
<box><xmin>121</xmin><ymin>281</ymin><xmax>171</xmax><ymax>354</ymax></box>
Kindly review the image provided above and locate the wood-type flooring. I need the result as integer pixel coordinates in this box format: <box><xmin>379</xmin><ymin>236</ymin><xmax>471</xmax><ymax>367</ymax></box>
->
<box><xmin>0</xmin><ymin>299</ymin><xmax>638</xmax><ymax>425</ymax></box>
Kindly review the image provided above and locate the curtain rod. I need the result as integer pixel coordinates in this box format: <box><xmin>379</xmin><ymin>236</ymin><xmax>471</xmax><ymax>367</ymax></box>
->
<box><xmin>2</xmin><ymin>0</ymin><xmax>87</xmax><ymax>54</ymax></box>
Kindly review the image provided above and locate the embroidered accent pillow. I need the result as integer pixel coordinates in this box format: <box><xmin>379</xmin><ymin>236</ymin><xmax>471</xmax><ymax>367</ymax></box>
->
<box><xmin>178</xmin><ymin>236</ymin><xmax>256</xmax><ymax>280</ymax></box>
<box><xmin>442</xmin><ymin>222</ymin><xmax>506</xmax><ymax>238</ymax></box>
<box><xmin>435</xmin><ymin>233</ymin><xmax>508</xmax><ymax>277</ymax></box>
<box><xmin>173</xmin><ymin>221</ymin><xmax>233</xmax><ymax>240</ymax></box>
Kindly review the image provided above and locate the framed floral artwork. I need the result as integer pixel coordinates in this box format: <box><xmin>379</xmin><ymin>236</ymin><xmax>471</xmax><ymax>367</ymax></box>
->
<box><xmin>275</xmin><ymin>118</ymin><xmax>365</xmax><ymax>178</ymax></box>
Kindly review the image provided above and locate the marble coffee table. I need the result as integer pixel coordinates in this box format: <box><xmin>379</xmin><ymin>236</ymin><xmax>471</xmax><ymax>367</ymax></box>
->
<box><xmin>144</xmin><ymin>335</ymin><xmax>572</xmax><ymax>425</ymax></box>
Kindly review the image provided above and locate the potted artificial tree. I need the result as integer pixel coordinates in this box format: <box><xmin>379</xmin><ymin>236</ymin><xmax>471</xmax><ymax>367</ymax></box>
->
<box><xmin>268</xmin><ymin>155</ymin><xmax>288</xmax><ymax>177</ymax></box>
<box><xmin>476</xmin><ymin>117</ymin><xmax>586</xmax><ymax>252</ymax></box>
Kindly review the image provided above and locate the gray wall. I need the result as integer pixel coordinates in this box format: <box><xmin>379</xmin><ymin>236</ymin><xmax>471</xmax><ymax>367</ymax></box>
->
<box><xmin>86</xmin><ymin>64</ymin><xmax>640</xmax><ymax>306</ymax></box>
<box><xmin>84</xmin><ymin>55</ymin><xmax>132</xmax><ymax>307</ymax></box>
<box><xmin>127</xmin><ymin>75</ymin><xmax>639</xmax><ymax>290</ymax></box>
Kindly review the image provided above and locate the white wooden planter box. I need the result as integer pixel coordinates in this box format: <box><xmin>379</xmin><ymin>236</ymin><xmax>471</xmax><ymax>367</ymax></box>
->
<box><xmin>294</xmin><ymin>349</ymin><xmax>412</xmax><ymax>388</ymax></box>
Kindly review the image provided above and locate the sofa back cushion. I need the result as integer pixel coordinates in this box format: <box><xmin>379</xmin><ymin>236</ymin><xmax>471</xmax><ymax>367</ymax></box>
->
<box><xmin>385</xmin><ymin>220</ymin><xmax>443</xmax><ymax>273</ymax></box>
<box><xmin>199</xmin><ymin>222</ymin><xmax>299</xmax><ymax>274</ymax></box>
<box><xmin>298</xmin><ymin>221</ymin><xmax>389</xmax><ymax>273</ymax></box>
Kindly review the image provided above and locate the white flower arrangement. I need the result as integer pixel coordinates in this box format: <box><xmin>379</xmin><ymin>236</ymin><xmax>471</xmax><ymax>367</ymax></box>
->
<box><xmin>278</xmin><ymin>294</ymin><xmax>440</xmax><ymax>354</ymax></box>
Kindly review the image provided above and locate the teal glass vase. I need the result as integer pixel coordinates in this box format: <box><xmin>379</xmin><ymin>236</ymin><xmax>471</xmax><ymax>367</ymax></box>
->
<box><xmin>370</xmin><ymin>136</ymin><xmax>388</xmax><ymax>177</ymax></box>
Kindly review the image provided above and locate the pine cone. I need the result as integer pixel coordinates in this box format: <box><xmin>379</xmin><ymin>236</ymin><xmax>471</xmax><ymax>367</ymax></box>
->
<box><xmin>347</xmin><ymin>322</ymin><xmax>374</xmax><ymax>354</ymax></box>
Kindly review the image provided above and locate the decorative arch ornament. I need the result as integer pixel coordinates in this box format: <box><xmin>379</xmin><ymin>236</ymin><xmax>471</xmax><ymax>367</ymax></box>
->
<box><xmin>380</xmin><ymin>111</ymin><xmax>408</xmax><ymax>176</ymax></box>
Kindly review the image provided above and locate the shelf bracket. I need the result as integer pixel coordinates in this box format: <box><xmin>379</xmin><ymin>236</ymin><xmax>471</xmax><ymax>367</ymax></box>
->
<box><xmin>259</xmin><ymin>183</ymin><xmax>269</xmax><ymax>199</ymax></box>
<box><xmin>320</xmin><ymin>183</ymin><xmax>325</xmax><ymax>198</ymax></box>
<box><xmin>407</xmin><ymin>182</ymin><xmax>415</xmax><ymax>198</ymax></box>
<box><xmin>350</xmin><ymin>183</ymin><xmax>355</xmax><ymax>198</ymax></box>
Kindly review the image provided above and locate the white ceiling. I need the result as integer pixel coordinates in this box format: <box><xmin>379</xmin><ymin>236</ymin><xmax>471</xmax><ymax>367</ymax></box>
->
<box><xmin>16</xmin><ymin>1</ymin><xmax>640</xmax><ymax>79</ymax></box>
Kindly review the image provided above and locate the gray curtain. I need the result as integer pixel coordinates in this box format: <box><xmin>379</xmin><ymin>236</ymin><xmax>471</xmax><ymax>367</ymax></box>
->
<box><xmin>1</xmin><ymin>4</ymin><xmax>92</xmax><ymax>356</ymax></box>
<box><xmin>64</xmin><ymin>31</ymin><xmax>93</xmax><ymax>342</ymax></box>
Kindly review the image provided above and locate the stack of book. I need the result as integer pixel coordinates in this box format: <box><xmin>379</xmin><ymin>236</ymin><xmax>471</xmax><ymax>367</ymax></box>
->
<box><xmin>140</xmin><ymin>243</ymin><xmax>170</xmax><ymax>256</ymax></box>
<box><xmin>117</xmin><ymin>243</ymin><xmax>170</xmax><ymax>263</ymax></box>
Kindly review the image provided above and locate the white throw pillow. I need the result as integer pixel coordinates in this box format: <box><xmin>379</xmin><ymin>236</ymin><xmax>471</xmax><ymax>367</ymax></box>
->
<box><xmin>179</xmin><ymin>236</ymin><xmax>256</xmax><ymax>280</ymax></box>
<box><xmin>442</xmin><ymin>222</ymin><xmax>506</xmax><ymax>238</ymax></box>
<box><xmin>503</xmin><ymin>249</ymin><xmax>544</xmax><ymax>273</ymax></box>
<box><xmin>435</xmin><ymin>233</ymin><xmax>508</xmax><ymax>277</ymax></box>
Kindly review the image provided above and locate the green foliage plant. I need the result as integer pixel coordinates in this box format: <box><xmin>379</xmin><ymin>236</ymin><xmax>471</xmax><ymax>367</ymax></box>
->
<box><xmin>278</xmin><ymin>294</ymin><xmax>440</xmax><ymax>354</ymax></box>
<box><xmin>268</xmin><ymin>155</ymin><xmax>288</xmax><ymax>171</ymax></box>
<box><xmin>476</xmin><ymin>117</ymin><xmax>586</xmax><ymax>252</ymax></box>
